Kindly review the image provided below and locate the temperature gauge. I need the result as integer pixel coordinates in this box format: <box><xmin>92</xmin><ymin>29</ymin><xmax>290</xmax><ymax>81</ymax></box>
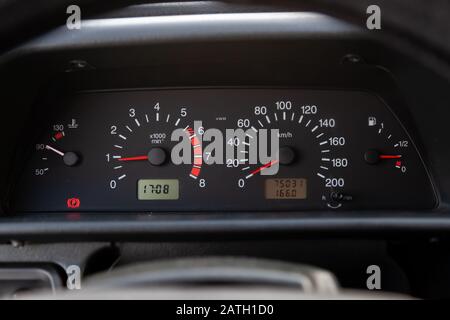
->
<box><xmin>34</xmin><ymin>119</ymin><xmax>82</xmax><ymax>176</ymax></box>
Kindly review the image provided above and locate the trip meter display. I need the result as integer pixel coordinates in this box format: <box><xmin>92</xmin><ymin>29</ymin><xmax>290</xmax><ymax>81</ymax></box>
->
<box><xmin>265</xmin><ymin>179</ymin><xmax>307</xmax><ymax>199</ymax></box>
<box><xmin>12</xmin><ymin>88</ymin><xmax>437</xmax><ymax>212</ymax></box>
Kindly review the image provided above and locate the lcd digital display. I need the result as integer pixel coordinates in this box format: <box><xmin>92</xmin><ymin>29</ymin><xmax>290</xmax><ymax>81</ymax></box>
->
<box><xmin>265</xmin><ymin>178</ymin><xmax>307</xmax><ymax>199</ymax></box>
<box><xmin>138</xmin><ymin>179</ymin><xmax>179</xmax><ymax>200</ymax></box>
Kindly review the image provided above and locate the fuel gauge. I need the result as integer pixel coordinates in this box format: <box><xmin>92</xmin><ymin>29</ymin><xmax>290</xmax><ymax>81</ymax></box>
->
<box><xmin>363</xmin><ymin>118</ymin><xmax>408</xmax><ymax>174</ymax></box>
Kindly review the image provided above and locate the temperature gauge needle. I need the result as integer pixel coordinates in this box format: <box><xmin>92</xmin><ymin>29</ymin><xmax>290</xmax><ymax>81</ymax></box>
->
<box><xmin>118</xmin><ymin>156</ymin><xmax>148</xmax><ymax>162</ymax></box>
<box><xmin>45</xmin><ymin>144</ymin><xmax>79</xmax><ymax>167</ymax></box>
<box><xmin>246</xmin><ymin>159</ymin><xmax>279</xmax><ymax>179</ymax></box>
<box><xmin>45</xmin><ymin>144</ymin><xmax>65</xmax><ymax>157</ymax></box>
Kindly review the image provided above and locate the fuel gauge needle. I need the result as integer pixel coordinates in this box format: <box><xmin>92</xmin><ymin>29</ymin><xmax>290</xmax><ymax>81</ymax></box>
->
<box><xmin>364</xmin><ymin>149</ymin><xmax>402</xmax><ymax>165</ymax></box>
<box><xmin>379</xmin><ymin>154</ymin><xmax>402</xmax><ymax>159</ymax></box>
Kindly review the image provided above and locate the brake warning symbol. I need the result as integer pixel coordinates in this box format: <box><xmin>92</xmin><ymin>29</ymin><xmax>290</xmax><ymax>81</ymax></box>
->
<box><xmin>67</xmin><ymin>198</ymin><xmax>80</xmax><ymax>209</ymax></box>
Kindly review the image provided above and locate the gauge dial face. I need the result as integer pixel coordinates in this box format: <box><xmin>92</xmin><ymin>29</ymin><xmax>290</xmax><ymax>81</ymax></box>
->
<box><xmin>238</xmin><ymin>102</ymin><xmax>341</xmax><ymax>207</ymax></box>
<box><xmin>13</xmin><ymin>89</ymin><xmax>437</xmax><ymax>212</ymax></box>
<box><xmin>35</xmin><ymin>120</ymin><xmax>82</xmax><ymax>177</ymax></box>
<box><xmin>105</xmin><ymin>105</ymin><xmax>202</xmax><ymax>196</ymax></box>
<box><xmin>15</xmin><ymin>117</ymin><xmax>85</xmax><ymax>210</ymax></box>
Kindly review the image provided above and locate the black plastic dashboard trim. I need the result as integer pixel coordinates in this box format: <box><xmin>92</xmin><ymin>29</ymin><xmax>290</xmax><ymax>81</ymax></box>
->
<box><xmin>1</xmin><ymin>12</ymin><xmax>362</xmax><ymax>65</ymax></box>
<box><xmin>1</xmin><ymin>212</ymin><xmax>450</xmax><ymax>242</ymax></box>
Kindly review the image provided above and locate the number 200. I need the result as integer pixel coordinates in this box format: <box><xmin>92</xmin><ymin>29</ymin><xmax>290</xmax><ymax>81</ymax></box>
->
<box><xmin>325</xmin><ymin>178</ymin><xmax>345</xmax><ymax>188</ymax></box>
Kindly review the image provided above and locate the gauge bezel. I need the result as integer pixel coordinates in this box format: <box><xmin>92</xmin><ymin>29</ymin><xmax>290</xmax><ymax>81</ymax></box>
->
<box><xmin>7</xmin><ymin>84</ymin><xmax>439</xmax><ymax>213</ymax></box>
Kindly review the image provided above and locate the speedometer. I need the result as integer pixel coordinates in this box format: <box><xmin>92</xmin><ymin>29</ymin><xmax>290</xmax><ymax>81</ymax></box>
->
<box><xmin>240</xmin><ymin>100</ymin><xmax>344</xmax><ymax>208</ymax></box>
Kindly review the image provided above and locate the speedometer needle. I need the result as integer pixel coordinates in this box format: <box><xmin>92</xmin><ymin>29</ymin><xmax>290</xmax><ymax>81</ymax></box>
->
<box><xmin>118</xmin><ymin>155</ymin><xmax>149</xmax><ymax>162</ymax></box>
<box><xmin>246</xmin><ymin>159</ymin><xmax>279</xmax><ymax>179</ymax></box>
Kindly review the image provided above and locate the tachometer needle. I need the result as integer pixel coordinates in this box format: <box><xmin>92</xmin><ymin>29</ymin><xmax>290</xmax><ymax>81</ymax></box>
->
<box><xmin>118</xmin><ymin>155</ymin><xmax>149</xmax><ymax>162</ymax></box>
<box><xmin>246</xmin><ymin>159</ymin><xmax>279</xmax><ymax>179</ymax></box>
<box><xmin>45</xmin><ymin>145</ymin><xmax>65</xmax><ymax>157</ymax></box>
<box><xmin>117</xmin><ymin>148</ymin><xmax>167</xmax><ymax>166</ymax></box>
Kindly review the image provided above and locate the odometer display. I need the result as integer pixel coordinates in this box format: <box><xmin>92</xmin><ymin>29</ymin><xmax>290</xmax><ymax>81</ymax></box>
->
<box><xmin>138</xmin><ymin>179</ymin><xmax>179</xmax><ymax>200</ymax></box>
<box><xmin>265</xmin><ymin>178</ymin><xmax>307</xmax><ymax>199</ymax></box>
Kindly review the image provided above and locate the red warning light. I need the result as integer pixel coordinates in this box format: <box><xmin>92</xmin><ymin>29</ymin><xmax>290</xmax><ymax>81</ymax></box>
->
<box><xmin>67</xmin><ymin>198</ymin><xmax>80</xmax><ymax>209</ymax></box>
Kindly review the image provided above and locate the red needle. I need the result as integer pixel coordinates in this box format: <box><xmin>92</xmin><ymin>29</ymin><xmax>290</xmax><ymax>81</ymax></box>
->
<box><xmin>118</xmin><ymin>155</ymin><xmax>149</xmax><ymax>162</ymax></box>
<box><xmin>379</xmin><ymin>155</ymin><xmax>402</xmax><ymax>159</ymax></box>
<box><xmin>249</xmin><ymin>159</ymin><xmax>279</xmax><ymax>176</ymax></box>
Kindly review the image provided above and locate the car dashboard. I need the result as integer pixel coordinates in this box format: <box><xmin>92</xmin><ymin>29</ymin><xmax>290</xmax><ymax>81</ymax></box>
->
<box><xmin>0</xmin><ymin>1</ymin><xmax>449</xmax><ymax>299</ymax></box>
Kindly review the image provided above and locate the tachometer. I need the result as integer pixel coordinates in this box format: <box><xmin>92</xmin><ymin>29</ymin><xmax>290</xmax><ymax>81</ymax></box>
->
<box><xmin>105</xmin><ymin>104</ymin><xmax>202</xmax><ymax>199</ymax></box>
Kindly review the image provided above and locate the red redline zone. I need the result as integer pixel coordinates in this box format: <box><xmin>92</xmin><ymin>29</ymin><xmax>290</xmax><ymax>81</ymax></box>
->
<box><xmin>186</xmin><ymin>127</ymin><xmax>202</xmax><ymax>178</ymax></box>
